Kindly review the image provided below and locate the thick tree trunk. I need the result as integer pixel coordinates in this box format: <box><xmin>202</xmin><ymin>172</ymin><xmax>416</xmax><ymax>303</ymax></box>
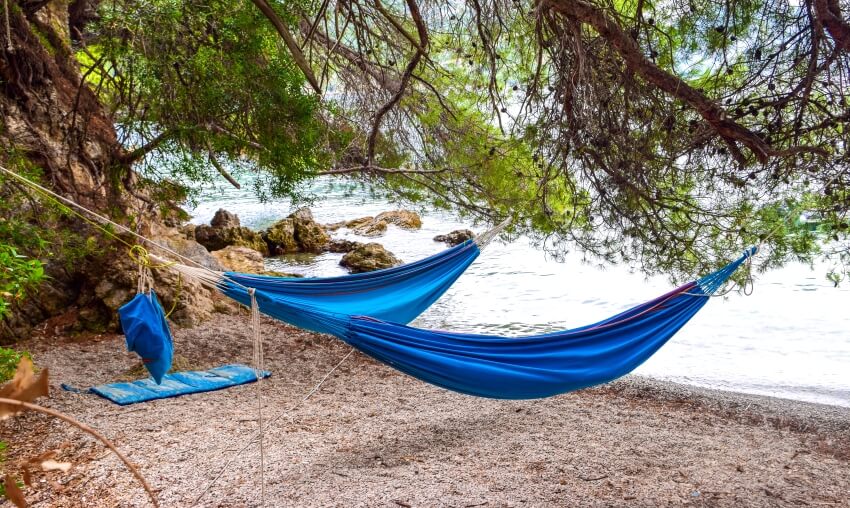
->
<box><xmin>0</xmin><ymin>1</ymin><xmax>214</xmax><ymax>341</ymax></box>
<box><xmin>0</xmin><ymin>1</ymin><xmax>123</xmax><ymax>206</ymax></box>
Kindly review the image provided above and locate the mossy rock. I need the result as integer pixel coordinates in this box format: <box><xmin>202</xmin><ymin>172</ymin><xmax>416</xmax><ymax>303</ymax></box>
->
<box><xmin>195</xmin><ymin>224</ymin><xmax>268</xmax><ymax>255</ymax></box>
<box><xmin>340</xmin><ymin>243</ymin><xmax>402</xmax><ymax>273</ymax></box>
<box><xmin>293</xmin><ymin>219</ymin><xmax>330</xmax><ymax>253</ymax></box>
<box><xmin>264</xmin><ymin>218</ymin><xmax>298</xmax><ymax>254</ymax></box>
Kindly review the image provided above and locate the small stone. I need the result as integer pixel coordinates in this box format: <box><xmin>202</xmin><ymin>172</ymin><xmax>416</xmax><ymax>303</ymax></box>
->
<box><xmin>327</xmin><ymin>239</ymin><xmax>363</xmax><ymax>253</ymax></box>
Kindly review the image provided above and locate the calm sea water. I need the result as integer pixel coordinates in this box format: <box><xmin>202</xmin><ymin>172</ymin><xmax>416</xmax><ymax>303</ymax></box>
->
<box><xmin>188</xmin><ymin>177</ymin><xmax>850</xmax><ymax>408</ymax></box>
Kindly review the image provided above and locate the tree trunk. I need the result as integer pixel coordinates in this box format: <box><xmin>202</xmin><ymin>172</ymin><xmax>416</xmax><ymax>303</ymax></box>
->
<box><xmin>0</xmin><ymin>1</ymin><xmax>125</xmax><ymax>206</ymax></box>
<box><xmin>0</xmin><ymin>1</ymin><xmax>213</xmax><ymax>341</ymax></box>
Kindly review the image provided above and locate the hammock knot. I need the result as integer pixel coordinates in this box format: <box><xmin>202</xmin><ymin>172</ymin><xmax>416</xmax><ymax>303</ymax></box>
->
<box><xmin>743</xmin><ymin>245</ymin><xmax>758</xmax><ymax>259</ymax></box>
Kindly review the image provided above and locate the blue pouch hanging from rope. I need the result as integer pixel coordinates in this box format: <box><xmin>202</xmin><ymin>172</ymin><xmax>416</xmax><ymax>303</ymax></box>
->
<box><xmin>119</xmin><ymin>290</ymin><xmax>173</xmax><ymax>384</ymax></box>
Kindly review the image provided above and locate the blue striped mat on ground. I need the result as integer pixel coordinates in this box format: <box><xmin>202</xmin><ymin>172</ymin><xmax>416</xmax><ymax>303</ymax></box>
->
<box><xmin>89</xmin><ymin>364</ymin><xmax>271</xmax><ymax>405</ymax></box>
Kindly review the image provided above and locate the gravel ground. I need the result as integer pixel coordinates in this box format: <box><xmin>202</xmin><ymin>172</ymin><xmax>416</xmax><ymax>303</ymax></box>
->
<box><xmin>2</xmin><ymin>312</ymin><xmax>849</xmax><ymax>507</ymax></box>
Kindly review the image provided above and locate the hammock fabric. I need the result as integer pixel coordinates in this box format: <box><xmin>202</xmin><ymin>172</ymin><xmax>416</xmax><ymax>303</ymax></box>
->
<box><xmin>119</xmin><ymin>290</ymin><xmax>174</xmax><ymax>384</ymax></box>
<box><xmin>218</xmin><ymin>246</ymin><xmax>756</xmax><ymax>400</ymax></box>
<box><xmin>219</xmin><ymin>239</ymin><xmax>481</xmax><ymax>335</ymax></box>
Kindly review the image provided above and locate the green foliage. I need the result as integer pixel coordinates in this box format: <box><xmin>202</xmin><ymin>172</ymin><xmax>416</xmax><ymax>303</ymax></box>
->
<box><xmin>0</xmin><ymin>347</ymin><xmax>31</xmax><ymax>383</ymax></box>
<box><xmin>55</xmin><ymin>0</ymin><xmax>849</xmax><ymax>279</ymax></box>
<box><xmin>0</xmin><ymin>153</ymin><xmax>99</xmax><ymax>320</ymax></box>
<box><xmin>0</xmin><ymin>246</ymin><xmax>44</xmax><ymax>320</ymax></box>
<box><xmin>0</xmin><ymin>439</ymin><xmax>7</xmax><ymax>497</ymax></box>
<box><xmin>0</xmin><ymin>159</ymin><xmax>49</xmax><ymax>319</ymax></box>
<box><xmin>299</xmin><ymin>0</ymin><xmax>849</xmax><ymax>278</ymax></box>
<box><xmin>86</xmin><ymin>0</ymin><xmax>329</xmax><ymax>200</ymax></box>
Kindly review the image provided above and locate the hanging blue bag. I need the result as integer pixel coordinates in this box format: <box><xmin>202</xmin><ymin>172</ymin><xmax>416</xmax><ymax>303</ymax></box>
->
<box><xmin>118</xmin><ymin>290</ymin><xmax>173</xmax><ymax>384</ymax></box>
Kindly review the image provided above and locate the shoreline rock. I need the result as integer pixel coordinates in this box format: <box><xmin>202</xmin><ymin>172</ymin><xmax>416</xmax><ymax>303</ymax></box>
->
<box><xmin>264</xmin><ymin>207</ymin><xmax>330</xmax><ymax>254</ymax></box>
<box><xmin>434</xmin><ymin>229</ymin><xmax>475</xmax><ymax>246</ymax></box>
<box><xmin>210</xmin><ymin>246</ymin><xmax>266</xmax><ymax>273</ymax></box>
<box><xmin>375</xmin><ymin>210</ymin><xmax>422</xmax><ymax>229</ymax></box>
<box><xmin>325</xmin><ymin>210</ymin><xmax>422</xmax><ymax>238</ymax></box>
<box><xmin>327</xmin><ymin>239</ymin><xmax>363</xmax><ymax>253</ymax></box>
<box><xmin>195</xmin><ymin>208</ymin><xmax>268</xmax><ymax>255</ymax></box>
<box><xmin>340</xmin><ymin>243</ymin><xmax>402</xmax><ymax>273</ymax></box>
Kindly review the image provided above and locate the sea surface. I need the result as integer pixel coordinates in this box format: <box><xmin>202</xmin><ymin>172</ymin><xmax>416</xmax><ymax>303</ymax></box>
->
<box><xmin>188</xmin><ymin>176</ymin><xmax>850</xmax><ymax>408</ymax></box>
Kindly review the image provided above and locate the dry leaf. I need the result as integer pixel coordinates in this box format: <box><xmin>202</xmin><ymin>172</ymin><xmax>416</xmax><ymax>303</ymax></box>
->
<box><xmin>24</xmin><ymin>451</ymin><xmax>57</xmax><ymax>466</ymax></box>
<box><xmin>0</xmin><ymin>358</ymin><xmax>49</xmax><ymax>419</ymax></box>
<box><xmin>40</xmin><ymin>460</ymin><xmax>72</xmax><ymax>473</ymax></box>
<box><xmin>3</xmin><ymin>474</ymin><xmax>27</xmax><ymax>508</ymax></box>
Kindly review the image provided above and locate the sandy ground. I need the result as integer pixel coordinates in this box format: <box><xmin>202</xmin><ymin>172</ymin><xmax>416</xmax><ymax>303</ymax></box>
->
<box><xmin>2</xmin><ymin>312</ymin><xmax>849</xmax><ymax>507</ymax></box>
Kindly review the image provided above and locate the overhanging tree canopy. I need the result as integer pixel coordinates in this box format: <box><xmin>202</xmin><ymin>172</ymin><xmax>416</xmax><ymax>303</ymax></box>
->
<box><xmin>282</xmin><ymin>0</ymin><xmax>850</xmax><ymax>278</ymax></box>
<box><xmin>2</xmin><ymin>0</ymin><xmax>850</xmax><ymax>283</ymax></box>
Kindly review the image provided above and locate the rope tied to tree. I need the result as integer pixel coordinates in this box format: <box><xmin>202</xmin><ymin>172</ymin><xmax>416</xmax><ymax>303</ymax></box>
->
<box><xmin>249</xmin><ymin>287</ymin><xmax>267</xmax><ymax>507</ymax></box>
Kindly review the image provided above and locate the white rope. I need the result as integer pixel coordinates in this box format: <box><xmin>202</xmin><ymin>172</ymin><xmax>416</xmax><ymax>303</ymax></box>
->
<box><xmin>0</xmin><ymin>164</ymin><xmax>247</xmax><ymax>288</ymax></box>
<box><xmin>475</xmin><ymin>217</ymin><xmax>511</xmax><ymax>249</ymax></box>
<box><xmin>192</xmin><ymin>347</ymin><xmax>355</xmax><ymax>507</ymax></box>
<box><xmin>250</xmin><ymin>289</ymin><xmax>266</xmax><ymax>507</ymax></box>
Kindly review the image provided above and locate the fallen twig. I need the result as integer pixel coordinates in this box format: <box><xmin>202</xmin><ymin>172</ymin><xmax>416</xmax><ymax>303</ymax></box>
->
<box><xmin>0</xmin><ymin>398</ymin><xmax>159</xmax><ymax>508</ymax></box>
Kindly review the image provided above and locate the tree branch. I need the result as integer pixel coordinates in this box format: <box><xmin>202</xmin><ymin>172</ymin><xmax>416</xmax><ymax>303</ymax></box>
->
<box><xmin>205</xmin><ymin>140</ymin><xmax>241</xmax><ymax>189</ymax></box>
<box><xmin>813</xmin><ymin>0</ymin><xmax>850</xmax><ymax>51</ymax></box>
<box><xmin>117</xmin><ymin>130</ymin><xmax>171</xmax><ymax>165</ymax></box>
<box><xmin>541</xmin><ymin>0</ymin><xmax>773</xmax><ymax>164</ymax></box>
<box><xmin>373</xmin><ymin>0</ymin><xmax>427</xmax><ymax>55</ymax></box>
<box><xmin>366</xmin><ymin>0</ymin><xmax>428</xmax><ymax>166</ymax></box>
<box><xmin>299</xmin><ymin>19</ymin><xmax>402</xmax><ymax>92</ymax></box>
<box><xmin>249</xmin><ymin>0</ymin><xmax>322</xmax><ymax>94</ymax></box>
<box><xmin>318</xmin><ymin>164</ymin><xmax>448</xmax><ymax>176</ymax></box>
<box><xmin>0</xmin><ymin>398</ymin><xmax>159</xmax><ymax>508</ymax></box>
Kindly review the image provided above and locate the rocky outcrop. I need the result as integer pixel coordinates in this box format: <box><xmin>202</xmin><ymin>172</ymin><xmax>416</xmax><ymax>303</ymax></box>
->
<box><xmin>91</xmin><ymin>247</ymin><xmax>215</xmax><ymax>329</ymax></box>
<box><xmin>434</xmin><ymin>229</ymin><xmax>475</xmax><ymax>246</ymax></box>
<box><xmin>295</xmin><ymin>219</ymin><xmax>331</xmax><ymax>253</ymax></box>
<box><xmin>156</xmin><ymin>227</ymin><xmax>224</xmax><ymax>271</ymax></box>
<box><xmin>210</xmin><ymin>208</ymin><xmax>241</xmax><ymax>228</ymax></box>
<box><xmin>351</xmin><ymin>218</ymin><xmax>388</xmax><ymax>237</ymax></box>
<box><xmin>340</xmin><ymin>243</ymin><xmax>402</xmax><ymax>273</ymax></box>
<box><xmin>328</xmin><ymin>210</ymin><xmax>422</xmax><ymax>238</ymax></box>
<box><xmin>289</xmin><ymin>207</ymin><xmax>315</xmax><ymax>221</ymax></box>
<box><xmin>327</xmin><ymin>239</ymin><xmax>363</xmax><ymax>253</ymax></box>
<box><xmin>264</xmin><ymin>218</ymin><xmax>298</xmax><ymax>254</ymax></box>
<box><xmin>195</xmin><ymin>209</ymin><xmax>268</xmax><ymax>255</ymax></box>
<box><xmin>210</xmin><ymin>246</ymin><xmax>266</xmax><ymax>273</ymax></box>
<box><xmin>375</xmin><ymin>210</ymin><xmax>422</xmax><ymax>229</ymax></box>
<box><xmin>210</xmin><ymin>246</ymin><xmax>304</xmax><ymax>278</ymax></box>
<box><xmin>264</xmin><ymin>207</ymin><xmax>329</xmax><ymax>254</ymax></box>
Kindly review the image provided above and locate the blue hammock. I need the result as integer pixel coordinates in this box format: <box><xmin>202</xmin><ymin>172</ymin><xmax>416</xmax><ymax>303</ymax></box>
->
<box><xmin>214</xmin><ymin>245</ymin><xmax>755</xmax><ymax>400</ymax></box>
<box><xmin>219</xmin><ymin>239</ymin><xmax>481</xmax><ymax>335</ymax></box>
<box><xmin>118</xmin><ymin>290</ymin><xmax>173</xmax><ymax>384</ymax></box>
